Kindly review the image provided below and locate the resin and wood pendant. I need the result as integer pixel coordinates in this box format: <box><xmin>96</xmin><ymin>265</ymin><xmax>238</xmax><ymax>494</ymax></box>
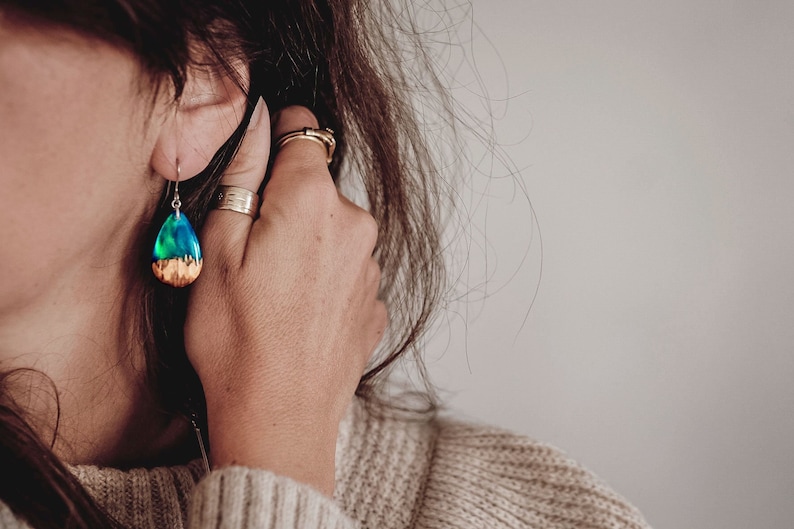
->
<box><xmin>152</xmin><ymin>211</ymin><xmax>203</xmax><ymax>287</ymax></box>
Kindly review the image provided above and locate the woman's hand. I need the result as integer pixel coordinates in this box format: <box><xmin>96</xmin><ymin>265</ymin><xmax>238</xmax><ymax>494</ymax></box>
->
<box><xmin>184</xmin><ymin>100</ymin><xmax>387</xmax><ymax>495</ymax></box>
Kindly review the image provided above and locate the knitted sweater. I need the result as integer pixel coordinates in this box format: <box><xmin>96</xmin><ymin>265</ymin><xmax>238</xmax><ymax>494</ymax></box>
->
<box><xmin>0</xmin><ymin>399</ymin><xmax>651</xmax><ymax>528</ymax></box>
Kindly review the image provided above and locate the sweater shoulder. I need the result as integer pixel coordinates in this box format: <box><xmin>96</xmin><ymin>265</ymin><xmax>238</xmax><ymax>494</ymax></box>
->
<box><xmin>415</xmin><ymin>418</ymin><xmax>651</xmax><ymax>529</ymax></box>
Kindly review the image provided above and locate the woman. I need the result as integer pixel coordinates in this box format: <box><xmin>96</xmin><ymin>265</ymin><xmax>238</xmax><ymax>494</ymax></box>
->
<box><xmin>0</xmin><ymin>1</ymin><xmax>651</xmax><ymax>528</ymax></box>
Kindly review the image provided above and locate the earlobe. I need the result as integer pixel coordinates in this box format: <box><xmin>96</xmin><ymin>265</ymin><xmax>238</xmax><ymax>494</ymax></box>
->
<box><xmin>151</xmin><ymin>63</ymin><xmax>250</xmax><ymax>182</ymax></box>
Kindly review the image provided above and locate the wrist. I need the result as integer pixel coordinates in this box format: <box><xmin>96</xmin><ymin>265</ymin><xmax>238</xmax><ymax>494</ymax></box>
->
<box><xmin>205</xmin><ymin>399</ymin><xmax>339</xmax><ymax>496</ymax></box>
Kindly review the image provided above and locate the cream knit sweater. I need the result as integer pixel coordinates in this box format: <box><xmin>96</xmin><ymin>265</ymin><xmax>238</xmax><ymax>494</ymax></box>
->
<box><xmin>0</xmin><ymin>399</ymin><xmax>651</xmax><ymax>528</ymax></box>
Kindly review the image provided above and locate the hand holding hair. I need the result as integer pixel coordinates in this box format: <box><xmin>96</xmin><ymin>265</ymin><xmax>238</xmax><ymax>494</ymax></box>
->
<box><xmin>184</xmin><ymin>100</ymin><xmax>387</xmax><ymax>496</ymax></box>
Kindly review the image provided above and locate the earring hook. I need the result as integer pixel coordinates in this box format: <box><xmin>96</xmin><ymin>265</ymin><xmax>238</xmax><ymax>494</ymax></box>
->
<box><xmin>171</xmin><ymin>161</ymin><xmax>182</xmax><ymax>218</ymax></box>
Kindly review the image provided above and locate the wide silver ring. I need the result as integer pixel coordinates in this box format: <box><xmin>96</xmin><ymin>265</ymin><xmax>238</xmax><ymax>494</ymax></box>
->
<box><xmin>213</xmin><ymin>185</ymin><xmax>260</xmax><ymax>219</ymax></box>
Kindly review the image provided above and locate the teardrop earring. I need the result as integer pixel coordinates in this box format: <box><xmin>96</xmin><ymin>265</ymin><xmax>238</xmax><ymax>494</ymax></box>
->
<box><xmin>151</xmin><ymin>163</ymin><xmax>203</xmax><ymax>287</ymax></box>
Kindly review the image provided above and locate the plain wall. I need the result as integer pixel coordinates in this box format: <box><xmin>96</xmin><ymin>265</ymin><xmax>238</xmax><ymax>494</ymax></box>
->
<box><xmin>419</xmin><ymin>2</ymin><xmax>794</xmax><ymax>528</ymax></box>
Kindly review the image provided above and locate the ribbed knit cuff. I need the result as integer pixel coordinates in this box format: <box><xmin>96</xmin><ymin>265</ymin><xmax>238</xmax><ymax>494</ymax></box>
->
<box><xmin>188</xmin><ymin>467</ymin><xmax>359</xmax><ymax>529</ymax></box>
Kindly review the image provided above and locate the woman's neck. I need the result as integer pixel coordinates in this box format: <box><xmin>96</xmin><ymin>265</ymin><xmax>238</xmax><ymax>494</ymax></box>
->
<box><xmin>0</xmin><ymin>229</ymin><xmax>192</xmax><ymax>468</ymax></box>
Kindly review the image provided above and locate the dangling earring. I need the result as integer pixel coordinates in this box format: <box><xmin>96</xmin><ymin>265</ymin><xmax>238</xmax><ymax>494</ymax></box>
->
<box><xmin>151</xmin><ymin>162</ymin><xmax>203</xmax><ymax>287</ymax></box>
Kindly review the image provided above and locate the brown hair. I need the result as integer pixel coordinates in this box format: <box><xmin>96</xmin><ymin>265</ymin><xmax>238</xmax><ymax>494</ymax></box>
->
<box><xmin>0</xmin><ymin>0</ymin><xmax>447</xmax><ymax>526</ymax></box>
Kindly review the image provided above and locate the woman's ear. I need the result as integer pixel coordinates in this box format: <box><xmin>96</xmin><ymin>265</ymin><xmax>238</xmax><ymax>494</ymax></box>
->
<box><xmin>151</xmin><ymin>63</ymin><xmax>251</xmax><ymax>181</ymax></box>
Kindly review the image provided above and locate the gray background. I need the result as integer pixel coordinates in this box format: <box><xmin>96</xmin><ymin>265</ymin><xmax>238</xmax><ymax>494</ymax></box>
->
<box><xmin>417</xmin><ymin>1</ymin><xmax>794</xmax><ymax>528</ymax></box>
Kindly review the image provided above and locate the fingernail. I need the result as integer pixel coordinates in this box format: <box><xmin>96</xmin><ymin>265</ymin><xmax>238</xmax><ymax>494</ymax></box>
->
<box><xmin>247</xmin><ymin>97</ymin><xmax>266</xmax><ymax>131</ymax></box>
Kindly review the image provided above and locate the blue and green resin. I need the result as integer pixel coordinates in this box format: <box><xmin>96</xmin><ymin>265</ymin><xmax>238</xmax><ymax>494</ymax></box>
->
<box><xmin>151</xmin><ymin>211</ymin><xmax>203</xmax><ymax>287</ymax></box>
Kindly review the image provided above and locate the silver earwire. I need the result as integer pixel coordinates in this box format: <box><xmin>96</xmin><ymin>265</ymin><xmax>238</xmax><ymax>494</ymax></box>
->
<box><xmin>171</xmin><ymin>162</ymin><xmax>182</xmax><ymax>218</ymax></box>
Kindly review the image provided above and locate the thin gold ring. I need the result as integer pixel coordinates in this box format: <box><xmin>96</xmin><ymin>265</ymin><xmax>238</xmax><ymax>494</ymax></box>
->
<box><xmin>213</xmin><ymin>185</ymin><xmax>260</xmax><ymax>219</ymax></box>
<box><xmin>275</xmin><ymin>127</ymin><xmax>336</xmax><ymax>165</ymax></box>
